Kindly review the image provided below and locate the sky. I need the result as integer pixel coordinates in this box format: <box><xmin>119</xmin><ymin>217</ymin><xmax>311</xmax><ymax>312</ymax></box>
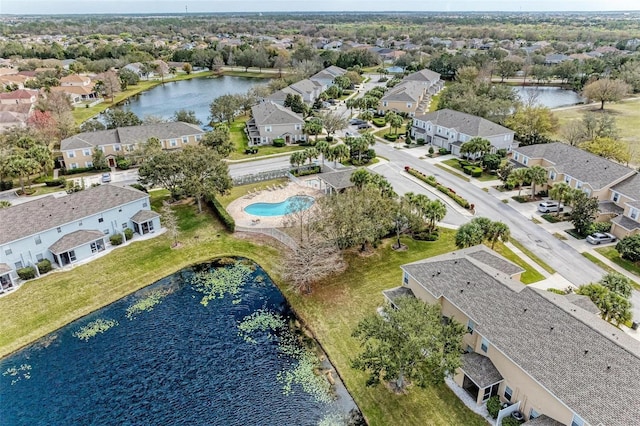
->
<box><xmin>1</xmin><ymin>0</ymin><xmax>638</xmax><ymax>15</ymax></box>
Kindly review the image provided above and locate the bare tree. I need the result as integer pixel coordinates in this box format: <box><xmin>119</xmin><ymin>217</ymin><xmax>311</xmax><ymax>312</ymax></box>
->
<box><xmin>582</xmin><ymin>78</ymin><xmax>630</xmax><ymax>110</ymax></box>
<box><xmin>97</xmin><ymin>70</ymin><xmax>121</xmax><ymax>102</ymax></box>
<box><xmin>161</xmin><ymin>201</ymin><xmax>180</xmax><ymax>247</ymax></box>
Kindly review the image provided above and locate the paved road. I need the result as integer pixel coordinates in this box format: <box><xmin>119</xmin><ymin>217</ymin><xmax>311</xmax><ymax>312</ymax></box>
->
<box><xmin>374</xmin><ymin>142</ymin><xmax>606</xmax><ymax>287</ymax></box>
<box><xmin>228</xmin><ymin>156</ymin><xmax>292</xmax><ymax>178</ymax></box>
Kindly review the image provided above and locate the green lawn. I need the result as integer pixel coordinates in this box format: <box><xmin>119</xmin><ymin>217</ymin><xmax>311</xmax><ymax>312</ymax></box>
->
<box><xmin>2</xmin><ymin>185</ymin><xmax>546</xmax><ymax>425</ymax></box>
<box><xmin>492</xmin><ymin>241</ymin><xmax>546</xmax><ymax>284</ymax></box>
<box><xmin>594</xmin><ymin>247</ymin><xmax>640</xmax><ymax>288</ymax></box>
<box><xmin>434</xmin><ymin>163</ymin><xmax>471</xmax><ymax>182</ymax></box>
<box><xmin>582</xmin><ymin>252</ymin><xmax>640</xmax><ymax>290</ymax></box>
<box><xmin>509</xmin><ymin>239</ymin><xmax>556</xmax><ymax>276</ymax></box>
<box><xmin>442</xmin><ymin>158</ymin><xmax>498</xmax><ymax>182</ymax></box>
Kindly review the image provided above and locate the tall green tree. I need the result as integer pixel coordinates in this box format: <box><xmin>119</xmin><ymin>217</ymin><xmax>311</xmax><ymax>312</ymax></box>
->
<box><xmin>172</xmin><ymin>109</ymin><xmax>202</xmax><ymax>125</ymax></box>
<box><xmin>351</xmin><ymin>296</ymin><xmax>466</xmax><ymax>391</ymax></box>
<box><xmin>549</xmin><ymin>182</ymin><xmax>571</xmax><ymax>216</ymax></box>
<box><xmin>330</xmin><ymin>144</ymin><xmax>350</xmax><ymax>167</ymax></box>
<box><xmin>103</xmin><ymin>109</ymin><xmax>142</xmax><ymax>129</ymax></box>
<box><xmin>289</xmin><ymin>150</ymin><xmax>306</xmax><ymax>174</ymax></box>
<box><xmin>455</xmin><ymin>221</ymin><xmax>485</xmax><ymax>248</ymax></box>
<box><xmin>180</xmin><ymin>145</ymin><xmax>232</xmax><ymax>213</ymax></box>
<box><xmin>569</xmin><ymin>191</ymin><xmax>599</xmax><ymax>237</ymax></box>
<box><xmin>92</xmin><ymin>148</ymin><xmax>107</xmax><ymax>170</ymax></box>
<box><xmin>616</xmin><ymin>234</ymin><xmax>640</xmax><ymax>262</ymax></box>
<box><xmin>527</xmin><ymin>165</ymin><xmax>548</xmax><ymax>198</ymax></box>
<box><xmin>209</xmin><ymin>94</ymin><xmax>240</xmax><ymax>125</ymax></box>
<box><xmin>201</xmin><ymin>125</ymin><xmax>233</xmax><ymax>158</ymax></box>
<box><xmin>582</xmin><ymin>78</ymin><xmax>630</xmax><ymax>110</ymax></box>
<box><xmin>507</xmin><ymin>167</ymin><xmax>529</xmax><ymax>197</ymax></box>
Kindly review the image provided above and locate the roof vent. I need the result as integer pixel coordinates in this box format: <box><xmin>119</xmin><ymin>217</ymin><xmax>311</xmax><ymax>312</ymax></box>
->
<box><xmin>460</xmin><ymin>289</ymin><xmax>464</xmax><ymax>293</ymax></box>
<box><xmin>607</xmin><ymin>365</ymin><xmax>611</xmax><ymax>370</ymax></box>
<box><xmin>550</xmin><ymin>326</ymin><xmax>554</xmax><ymax>331</ymax></box>
<box><xmin>523</xmin><ymin>308</ymin><xmax>527</xmax><ymax>313</ymax></box>
<box><xmin>437</xmin><ymin>271</ymin><xmax>441</xmax><ymax>275</ymax></box>
<box><xmin>584</xmin><ymin>349</ymin><xmax>589</xmax><ymax>355</ymax></box>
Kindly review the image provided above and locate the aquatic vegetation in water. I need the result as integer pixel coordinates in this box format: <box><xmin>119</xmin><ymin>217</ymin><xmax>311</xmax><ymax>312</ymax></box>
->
<box><xmin>317</xmin><ymin>413</ymin><xmax>347</xmax><ymax>426</ymax></box>
<box><xmin>126</xmin><ymin>289</ymin><xmax>171</xmax><ymax>319</ymax></box>
<box><xmin>73</xmin><ymin>318</ymin><xmax>118</xmax><ymax>341</ymax></box>
<box><xmin>237</xmin><ymin>309</ymin><xmax>286</xmax><ymax>343</ymax></box>
<box><xmin>191</xmin><ymin>262</ymin><xmax>253</xmax><ymax>306</ymax></box>
<box><xmin>3</xmin><ymin>364</ymin><xmax>32</xmax><ymax>385</ymax></box>
<box><xmin>277</xmin><ymin>350</ymin><xmax>332</xmax><ymax>404</ymax></box>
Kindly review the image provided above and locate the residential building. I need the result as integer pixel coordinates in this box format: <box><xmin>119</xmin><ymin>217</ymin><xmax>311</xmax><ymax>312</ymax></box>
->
<box><xmin>0</xmin><ymin>89</ymin><xmax>39</xmax><ymax>105</ymax></box>
<box><xmin>267</xmin><ymin>66</ymin><xmax>347</xmax><ymax>106</ymax></box>
<box><xmin>386</xmin><ymin>245</ymin><xmax>640</xmax><ymax>426</ymax></box>
<box><xmin>378</xmin><ymin>68</ymin><xmax>443</xmax><ymax>117</ymax></box>
<box><xmin>0</xmin><ymin>184</ymin><xmax>161</xmax><ymax>294</ymax></box>
<box><xmin>245</xmin><ymin>101</ymin><xmax>305</xmax><ymax>146</ymax></box>
<box><xmin>411</xmin><ymin>109</ymin><xmax>516</xmax><ymax>156</ymax></box>
<box><xmin>0</xmin><ymin>103</ymin><xmax>33</xmax><ymax>132</ymax></box>
<box><xmin>512</xmin><ymin>143</ymin><xmax>640</xmax><ymax>238</ymax></box>
<box><xmin>59</xmin><ymin>122</ymin><xmax>205</xmax><ymax>170</ymax></box>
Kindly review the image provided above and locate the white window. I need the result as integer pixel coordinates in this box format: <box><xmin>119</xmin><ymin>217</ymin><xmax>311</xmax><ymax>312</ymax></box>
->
<box><xmin>195</xmin><ymin>134</ymin><xmax>202</xmax><ymax>141</ymax></box>
<box><xmin>103</xmin><ymin>229</ymin><xmax>109</xmax><ymax>234</ymax></box>
<box><xmin>170</xmin><ymin>139</ymin><xmax>178</xmax><ymax>147</ymax></box>
<box><xmin>127</xmin><ymin>144</ymin><xmax>134</xmax><ymax>151</ymax></box>
<box><xmin>504</xmin><ymin>386</ymin><xmax>513</xmax><ymax>401</ymax></box>
<box><xmin>564</xmin><ymin>175</ymin><xmax>571</xmax><ymax>184</ymax></box>
<box><xmin>122</xmin><ymin>223</ymin><xmax>128</xmax><ymax>229</ymax></box>
<box><xmin>68</xmin><ymin>251</ymin><xmax>76</xmax><ymax>262</ymax></box>
<box><xmin>530</xmin><ymin>409</ymin><xmax>540</xmax><ymax>419</ymax></box>
<box><xmin>114</xmin><ymin>145</ymin><xmax>121</xmax><ymax>152</ymax></box>
<box><xmin>70</xmin><ymin>163</ymin><xmax>78</xmax><ymax>169</ymax></box>
<box><xmin>98</xmin><ymin>218</ymin><xmax>104</xmax><ymax>223</ymax></box>
<box><xmin>523</xmin><ymin>157</ymin><xmax>528</xmax><ymax>165</ymax></box>
<box><xmin>630</xmin><ymin>208</ymin><xmax>639</xmax><ymax>221</ymax></box>
<box><xmin>437</xmin><ymin>126</ymin><xmax>442</xmax><ymax>134</ymax></box>
<box><xmin>35</xmin><ymin>236</ymin><xmax>41</xmax><ymax>245</ymax></box>
<box><xmin>382</xmin><ymin>101</ymin><xmax>388</xmax><ymax>107</ymax></box>
<box><xmin>36</xmin><ymin>253</ymin><xmax>44</xmax><ymax>262</ymax></box>
<box><xmin>504</xmin><ymin>134</ymin><xmax>511</xmax><ymax>141</ymax></box>
<box><xmin>15</xmin><ymin>261</ymin><xmax>23</xmax><ymax>269</ymax></box>
<box><xmin>467</xmin><ymin>319</ymin><xmax>475</xmax><ymax>334</ymax></box>
<box><xmin>612</xmin><ymin>192</ymin><xmax>620</xmax><ymax>203</ymax></box>
<box><xmin>549</xmin><ymin>170</ymin><xmax>556</xmax><ymax>180</ymax></box>
<box><xmin>99</xmin><ymin>146</ymin><xmax>105</xmax><ymax>152</ymax></box>
<box><xmin>571</xmin><ymin>414</ymin><xmax>585</xmax><ymax>426</ymax></box>
<box><xmin>143</xmin><ymin>202</ymin><xmax>148</xmax><ymax>207</ymax></box>
<box><xmin>83</xmin><ymin>149</ymin><xmax>91</xmax><ymax>156</ymax></box>
<box><xmin>583</xmin><ymin>188</ymin><xmax>591</xmax><ymax>196</ymax></box>
<box><xmin>514</xmin><ymin>152</ymin><xmax>519</xmax><ymax>161</ymax></box>
<box><xmin>403</xmin><ymin>271</ymin><xmax>409</xmax><ymax>285</ymax></box>
<box><xmin>68</xmin><ymin>151</ymin><xmax>76</xmax><ymax>158</ymax></box>
<box><xmin>4</xmin><ymin>248</ymin><xmax>12</xmax><ymax>256</ymax></box>
<box><xmin>85</xmin><ymin>161</ymin><xmax>93</xmax><ymax>168</ymax></box>
<box><xmin>576</xmin><ymin>181</ymin><xmax>582</xmax><ymax>189</ymax></box>
<box><xmin>265</xmin><ymin>126</ymin><xmax>272</xmax><ymax>132</ymax></box>
<box><xmin>56</xmin><ymin>227</ymin><xmax>62</xmax><ymax>233</ymax></box>
<box><xmin>182</xmin><ymin>136</ymin><xmax>188</xmax><ymax>143</ymax></box>
<box><xmin>427</xmin><ymin>125</ymin><xmax>431</xmax><ymax>131</ymax></box>
<box><xmin>481</xmin><ymin>337</ymin><xmax>489</xmax><ymax>353</ymax></box>
<box><xmin>294</xmin><ymin>124</ymin><xmax>301</xmax><ymax>130</ymax></box>
<box><xmin>406</xmin><ymin>102</ymin><xmax>412</xmax><ymax>108</ymax></box>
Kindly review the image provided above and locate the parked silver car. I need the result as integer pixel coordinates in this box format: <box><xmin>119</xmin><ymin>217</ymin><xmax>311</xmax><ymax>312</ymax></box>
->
<box><xmin>586</xmin><ymin>232</ymin><xmax>617</xmax><ymax>245</ymax></box>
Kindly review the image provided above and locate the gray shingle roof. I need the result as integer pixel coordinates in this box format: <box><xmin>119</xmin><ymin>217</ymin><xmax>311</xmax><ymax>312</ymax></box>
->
<box><xmin>466</xmin><ymin>248</ymin><xmax>524</xmax><ymax>277</ymax></box>
<box><xmin>524</xmin><ymin>415</ymin><xmax>564</xmax><ymax>426</ymax></box>
<box><xmin>598</xmin><ymin>201</ymin><xmax>624</xmax><ymax>216</ymax></box>
<box><xmin>49</xmin><ymin>229</ymin><xmax>105</xmax><ymax>255</ymax></box>
<box><xmin>612</xmin><ymin>173</ymin><xmax>640</xmax><ymax>200</ymax></box>
<box><xmin>564</xmin><ymin>294</ymin><xmax>600</xmax><ymax>315</ymax></box>
<box><xmin>250</xmin><ymin>101</ymin><xmax>303</xmax><ymax>126</ymax></box>
<box><xmin>514</xmin><ymin>143</ymin><xmax>635</xmax><ymax>191</ymax></box>
<box><xmin>381</xmin><ymin>81</ymin><xmax>424</xmax><ymax>102</ymax></box>
<box><xmin>414</xmin><ymin>109</ymin><xmax>514</xmax><ymax>138</ymax></box>
<box><xmin>131</xmin><ymin>209</ymin><xmax>160</xmax><ymax>223</ymax></box>
<box><xmin>0</xmin><ymin>263</ymin><xmax>11</xmax><ymax>275</ymax></box>
<box><xmin>0</xmin><ymin>184</ymin><xmax>148</xmax><ymax>245</ymax></box>
<box><xmin>461</xmin><ymin>352</ymin><xmax>503</xmax><ymax>388</ymax></box>
<box><xmin>318</xmin><ymin>168</ymin><xmax>357</xmax><ymax>190</ymax></box>
<box><xmin>60</xmin><ymin>122</ymin><xmax>204</xmax><ymax>150</ymax></box>
<box><xmin>382</xmin><ymin>286</ymin><xmax>416</xmax><ymax>304</ymax></box>
<box><xmin>404</xmin><ymin>68</ymin><xmax>441</xmax><ymax>83</ymax></box>
<box><xmin>611</xmin><ymin>214</ymin><xmax>640</xmax><ymax>231</ymax></box>
<box><xmin>401</xmin><ymin>246</ymin><xmax>640</xmax><ymax>426</ymax></box>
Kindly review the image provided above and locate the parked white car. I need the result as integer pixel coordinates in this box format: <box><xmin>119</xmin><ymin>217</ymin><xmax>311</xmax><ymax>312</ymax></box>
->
<box><xmin>537</xmin><ymin>201</ymin><xmax>563</xmax><ymax>213</ymax></box>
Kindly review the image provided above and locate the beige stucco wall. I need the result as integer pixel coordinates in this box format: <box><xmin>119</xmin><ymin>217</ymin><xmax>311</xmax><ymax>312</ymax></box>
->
<box><xmin>379</xmin><ymin>99</ymin><xmax>419</xmax><ymax>116</ymax></box>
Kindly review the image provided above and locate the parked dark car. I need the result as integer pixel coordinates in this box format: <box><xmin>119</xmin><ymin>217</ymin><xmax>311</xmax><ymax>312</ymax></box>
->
<box><xmin>357</xmin><ymin>123</ymin><xmax>372</xmax><ymax>129</ymax></box>
<box><xmin>349</xmin><ymin>118</ymin><xmax>364</xmax><ymax>125</ymax></box>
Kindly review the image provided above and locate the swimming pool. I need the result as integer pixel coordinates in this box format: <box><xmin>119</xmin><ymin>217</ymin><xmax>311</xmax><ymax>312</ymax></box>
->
<box><xmin>245</xmin><ymin>195</ymin><xmax>315</xmax><ymax>217</ymax></box>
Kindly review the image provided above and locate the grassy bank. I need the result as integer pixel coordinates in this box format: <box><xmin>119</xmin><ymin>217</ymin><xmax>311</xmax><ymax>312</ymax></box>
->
<box><xmin>1</xmin><ymin>186</ymin><xmax>507</xmax><ymax>426</ymax></box>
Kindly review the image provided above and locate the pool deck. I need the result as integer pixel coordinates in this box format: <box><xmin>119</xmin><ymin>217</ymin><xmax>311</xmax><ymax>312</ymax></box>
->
<box><xmin>227</xmin><ymin>180</ymin><xmax>323</xmax><ymax>229</ymax></box>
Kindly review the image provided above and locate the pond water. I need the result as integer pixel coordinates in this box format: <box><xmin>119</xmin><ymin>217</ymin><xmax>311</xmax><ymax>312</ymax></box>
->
<box><xmin>111</xmin><ymin>75</ymin><xmax>267</xmax><ymax>126</ymax></box>
<box><xmin>0</xmin><ymin>259</ymin><xmax>356</xmax><ymax>426</ymax></box>
<box><xmin>245</xmin><ymin>195</ymin><xmax>315</xmax><ymax>217</ymax></box>
<box><xmin>513</xmin><ymin>86</ymin><xmax>584</xmax><ymax>109</ymax></box>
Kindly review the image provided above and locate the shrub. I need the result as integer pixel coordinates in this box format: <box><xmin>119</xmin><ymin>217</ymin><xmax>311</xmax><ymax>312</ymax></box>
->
<box><xmin>616</xmin><ymin>234</ymin><xmax>640</xmax><ymax>262</ymax></box>
<box><xmin>17</xmin><ymin>266</ymin><xmax>36</xmax><ymax>280</ymax></box>
<box><xmin>129</xmin><ymin>183</ymin><xmax>148</xmax><ymax>193</ymax></box>
<box><xmin>116</xmin><ymin>157</ymin><xmax>132</xmax><ymax>170</ymax></box>
<box><xmin>438</xmin><ymin>148</ymin><xmax>449</xmax><ymax>155</ymax></box>
<box><xmin>496</xmin><ymin>148</ymin><xmax>508</xmax><ymax>158</ymax></box>
<box><xmin>244</xmin><ymin>148</ymin><xmax>259</xmax><ymax>154</ymax></box>
<box><xmin>372</xmin><ymin>118</ymin><xmax>386</xmax><ymax>127</ymax></box>
<box><xmin>59</xmin><ymin>166</ymin><xmax>96</xmax><ymax>175</ymax></box>
<box><xmin>110</xmin><ymin>234</ymin><xmax>123</xmax><ymax>246</ymax></box>
<box><xmin>206</xmin><ymin>194</ymin><xmax>235</xmax><ymax>232</ymax></box>
<box><xmin>486</xmin><ymin>396</ymin><xmax>501</xmax><ymax>418</ymax></box>
<box><xmin>37</xmin><ymin>259</ymin><xmax>52</xmax><ymax>274</ymax></box>
<box><xmin>547</xmin><ymin>288</ymin><xmax>566</xmax><ymax>295</ymax></box>
<box><xmin>272</xmin><ymin>138</ymin><xmax>285</xmax><ymax>147</ymax></box>
<box><xmin>384</xmin><ymin>133</ymin><xmax>398</xmax><ymax>141</ymax></box>
<box><xmin>413</xmin><ymin>231</ymin><xmax>439</xmax><ymax>241</ymax></box>
<box><xmin>44</xmin><ymin>178</ymin><xmax>66</xmax><ymax>187</ymax></box>
<box><xmin>405</xmin><ymin>167</ymin><xmax>470</xmax><ymax>209</ymax></box>
<box><xmin>0</xmin><ymin>180</ymin><xmax>13</xmax><ymax>191</ymax></box>
<box><xmin>325</xmin><ymin>135</ymin><xmax>334</xmax><ymax>142</ymax></box>
<box><xmin>502</xmin><ymin>417</ymin><xmax>520</xmax><ymax>426</ymax></box>
<box><xmin>124</xmin><ymin>228</ymin><xmax>134</xmax><ymax>241</ymax></box>
<box><xmin>588</xmin><ymin>221</ymin><xmax>612</xmax><ymax>234</ymax></box>
<box><xmin>291</xmin><ymin>165</ymin><xmax>321</xmax><ymax>177</ymax></box>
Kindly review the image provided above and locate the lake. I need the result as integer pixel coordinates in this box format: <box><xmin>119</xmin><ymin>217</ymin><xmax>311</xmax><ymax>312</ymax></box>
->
<box><xmin>513</xmin><ymin>86</ymin><xmax>584</xmax><ymax>109</ymax></box>
<box><xmin>112</xmin><ymin>75</ymin><xmax>267</xmax><ymax>126</ymax></box>
<box><xmin>0</xmin><ymin>259</ymin><xmax>357</xmax><ymax>426</ymax></box>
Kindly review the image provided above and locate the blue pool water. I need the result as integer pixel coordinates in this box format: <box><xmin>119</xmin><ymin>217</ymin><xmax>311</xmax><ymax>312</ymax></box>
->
<box><xmin>0</xmin><ymin>259</ymin><xmax>354</xmax><ymax>425</ymax></box>
<box><xmin>245</xmin><ymin>195</ymin><xmax>315</xmax><ymax>217</ymax></box>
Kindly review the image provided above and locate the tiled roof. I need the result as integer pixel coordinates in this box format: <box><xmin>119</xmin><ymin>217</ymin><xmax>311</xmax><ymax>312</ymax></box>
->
<box><xmin>401</xmin><ymin>246</ymin><xmax>640</xmax><ymax>426</ymax></box>
<box><xmin>131</xmin><ymin>209</ymin><xmax>160</xmax><ymax>223</ymax></box>
<box><xmin>515</xmin><ymin>143</ymin><xmax>634</xmax><ymax>191</ymax></box>
<box><xmin>250</xmin><ymin>101</ymin><xmax>303</xmax><ymax>127</ymax></box>
<box><xmin>461</xmin><ymin>353</ymin><xmax>503</xmax><ymax>388</ymax></box>
<box><xmin>414</xmin><ymin>109</ymin><xmax>513</xmax><ymax>138</ymax></box>
<box><xmin>60</xmin><ymin>122</ymin><xmax>204</xmax><ymax>151</ymax></box>
<box><xmin>0</xmin><ymin>184</ymin><xmax>148</xmax><ymax>245</ymax></box>
<box><xmin>0</xmin><ymin>89</ymin><xmax>37</xmax><ymax>100</ymax></box>
<box><xmin>49</xmin><ymin>229</ymin><xmax>105</xmax><ymax>255</ymax></box>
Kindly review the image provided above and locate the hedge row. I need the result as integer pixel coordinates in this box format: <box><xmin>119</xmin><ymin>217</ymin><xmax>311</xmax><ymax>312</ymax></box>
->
<box><xmin>44</xmin><ymin>178</ymin><xmax>66</xmax><ymax>187</ymax></box>
<box><xmin>383</xmin><ymin>133</ymin><xmax>398</xmax><ymax>141</ymax></box>
<box><xmin>405</xmin><ymin>167</ymin><xmax>471</xmax><ymax>209</ymax></box>
<box><xmin>463</xmin><ymin>166</ymin><xmax>483</xmax><ymax>178</ymax></box>
<box><xmin>206</xmin><ymin>194</ymin><xmax>236</xmax><ymax>232</ymax></box>
<box><xmin>372</xmin><ymin>118</ymin><xmax>386</xmax><ymax>127</ymax></box>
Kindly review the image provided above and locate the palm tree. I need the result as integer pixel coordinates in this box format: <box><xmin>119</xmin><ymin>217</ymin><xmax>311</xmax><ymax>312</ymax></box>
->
<box><xmin>508</xmin><ymin>168</ymin><xmax>529</xmax><ymax>197</ymax></box>
<box><xmin>303</xmin><ymin>119</ymin><xmax>322</xmax><ymax>144</ymax></box>
<box><xmin>461</xmin><ymin>137</ymin><xmax>492</xmax><ymax>161</ymax></box>
<box><xmin>527</xmin><ymin>165</ymin><xmax>548</xmax><ymax>198</ymax></box>
<box><xmin>331</xmin><ymin>144</ymin><xmax>350</xmax><ymax>167</ymax></box>
<box><xmin>350</xmin><ymin>168</ymin><xmax>372</xmax><ymax>190</ymax></box>
<box><xmin>289</xmin><ymin>151</ymin><xmax>306</xmax><ymax>174</ymax></box>
<box><xmin>315</xmin><ymin>140</ymin><xmax>330</xmax><ymax>166</ymax></box>
<box><xmin>424</xmin><ymin>200</ymin><xmax>447</xmax><ymax>233</ymax></box>
<box><xmin>487</xmin><ymin>221</ymin><xmax>510</xmax><ymax>249</ymax></box>
<box><xmin>549</xmin><ymin>182</ymin><xmax>570</xmax><ymax>216</ymax></box>
<box><xmin>360</xmin><ymin>110</ymin><xmax>374</xmax><ymax>123</ymax></box>
<box><xmin>303</xmin><ymin>147</ymin><xmax>319</xmax><ymax>165</ymax></box>
<box><xmin>7</xmin><ymin>153</ymin><xmax>40</xmax><ymax>193</ymax></box>
<box><xmin>389</xmin><ymin>113</ymin><xmax>404</xmax><ymax>135</ymax></box>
